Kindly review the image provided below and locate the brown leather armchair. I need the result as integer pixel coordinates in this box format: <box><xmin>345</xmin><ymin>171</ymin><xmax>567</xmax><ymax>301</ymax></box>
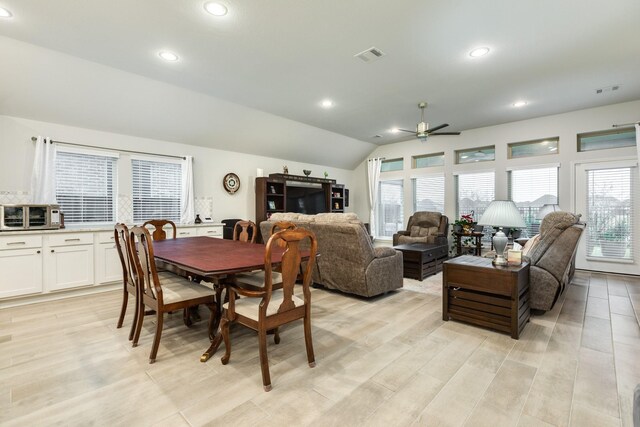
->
<box><xmin>523</xmin><ymin>212</ymin><xmax>585</xmax><ymax>312</ymax></box>
<box><xmin>393</xmin><ymin>211</ymin><xmax>449</xmax><ymax>246</ymax></box>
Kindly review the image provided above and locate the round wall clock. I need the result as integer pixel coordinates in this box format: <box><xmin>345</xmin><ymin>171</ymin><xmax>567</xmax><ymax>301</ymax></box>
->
<box><xmin>223</xmin><ymin>173</ymin><xmax>240</xmax><ymax>194</ymax></box>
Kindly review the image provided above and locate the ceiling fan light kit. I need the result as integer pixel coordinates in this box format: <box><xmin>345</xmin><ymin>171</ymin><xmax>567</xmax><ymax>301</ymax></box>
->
<box><xmin>397</xmin><ymin>102</ymin><xmax>461</xmax><ymax>142</ymax></box>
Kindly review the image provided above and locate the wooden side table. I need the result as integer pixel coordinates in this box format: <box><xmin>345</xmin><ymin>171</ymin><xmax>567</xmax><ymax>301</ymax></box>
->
<box><xmin>453</xmin><ymin>231</ymin><xmax>483</xmax><ymax>256</ymax></box>
<box><xmin>442</xmin><ymin>255</ymin><xmax>530</xmax><ymax>339</ymax></box>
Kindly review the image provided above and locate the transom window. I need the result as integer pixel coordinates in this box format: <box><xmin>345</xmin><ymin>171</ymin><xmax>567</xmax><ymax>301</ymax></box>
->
<box><xmin>578</xmin><ymin>128</ymin><xmax>636</xmax><ymax>152</ymax></box>
<box><xmin>132</xmin><ymin>159</ymin><xmax>182</xmax><ymax>223</ymax></box>
<box><xmin>380</xmin><ymin>158</ymin><xmax>404</xmax><ymax>172</ymax></box>
<box><xmin>508</xmin><ymin>137</ymin><xmax>559</xmax><ymax>159</ymax></box>
<box><xmin>456</xmin><ymin>146</ymin><xmax>495</xmax><ymax>164</ymax></box>
<box><xmin>55</xmin><ymin>150</ymin><xmax>117</xmax><ymax>224</ymax></box>
<box><xmin>412</xmin><ymin>153</ymin><xmax>445</xmax><ymax>169</ymax></box>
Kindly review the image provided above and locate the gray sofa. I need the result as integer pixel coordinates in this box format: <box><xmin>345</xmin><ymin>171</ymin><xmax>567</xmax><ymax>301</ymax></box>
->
<box><xmin>523</xmin><ymin>211</ymin><xmax>584</xmax><ymax>311</ymax></box>
<box><xmin>392</xmin><ymin>211</ymin><xmax>449</xmax><ymax>246</ymax></box>
<box><xmin>260</xmin><ymin>213</ymin><xmax>403</xmax><ymax>297</ymax></box>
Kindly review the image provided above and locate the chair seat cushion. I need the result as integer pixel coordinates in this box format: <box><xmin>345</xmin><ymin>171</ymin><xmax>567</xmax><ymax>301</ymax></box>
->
<box><xmin>158</xmin><ymin>274</ymin><xmax>216</xmax><ymax>304</ymax></box>
<box><xmin>235</xmin><ymin>270</ymin><xmax>283</xmax><ymax>288</ymax></box>
<box><xmin>223</xmin><ymin>289</ymin><xmax>304</xmax><ymax>320</ymax></box>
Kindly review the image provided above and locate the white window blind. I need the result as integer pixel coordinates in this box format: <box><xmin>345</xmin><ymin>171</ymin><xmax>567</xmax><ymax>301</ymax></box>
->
<box><xmin>55</xmin><ymin>151</ymin><xmax>117</xmax><ymax>224</ymax></box>
<box><xmin>132</xmin><ymin>159</ymin><xmax>182</xmax><ymax>223</ymax></box>
<box><xmin>377</xmin><ymin>179</ymin><xmax>404</xmax><ymax>238</ymax></box>
<box><xmin>508</xmin><ymin>167</ymin><xmax>558</xmax><ymax>237</ymax></box>
<box><xmin>456</xmin><ymin>172</ymin><xmax>495</xmax><ymax>243</ymax></box>
<box><xmin>413</xmin><ymin>175</ymin><xmax>445</xmax><ymax>213</ymax></box>
<box><xmin>586</xmin><ymin>167</ymin><xmax>635</xmax><ymax>260</ymax></box>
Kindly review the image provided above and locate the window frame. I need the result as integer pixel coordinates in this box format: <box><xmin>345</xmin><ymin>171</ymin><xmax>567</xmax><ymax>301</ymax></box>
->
<box><xmin>577</xmin><ymin>127</ymin><xmax>637</xmax><ymax>152</ymax></box>
<box><xmin>412</xmin><ymin>173</ymin><xmax>445</xmax><ymax>214</ymax></box>
<box><xmin>131</xmin><ymin>156</ymin><xmax>183</xmax><ymax>224</ymax></box>
<box><xmin>380</xmin><ymin>157</ymin><xmax>404</xmax><ymax>172</ymax></box>
<box><xmin>455</xmin><ymin>146</ymin><xmax>496</xmax><ymax>164</ymax></box>
<box><xmin>376</xmin><ymin>178</ymin><xmax>404</xmax><ymax>239</ymax></box>
<box><xmin>412</xmin><ymin>152</ymin><xmax>445</xmax><ymax>169</ymax></box>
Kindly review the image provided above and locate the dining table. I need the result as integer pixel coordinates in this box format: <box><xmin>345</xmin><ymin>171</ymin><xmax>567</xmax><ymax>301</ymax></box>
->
<box><xmin>152</xmin><ymin>236</ymin><xmax>303</xmax><ymax>362</ymax></box>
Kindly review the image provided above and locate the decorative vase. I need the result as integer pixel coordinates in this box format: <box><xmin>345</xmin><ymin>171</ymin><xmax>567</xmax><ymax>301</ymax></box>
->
<box><xmin>194</xmin><ymin>214</ymin><xmax>202</xmax><ymax>224</ymax></box>
<box><xmin>463</xmin><ymin>224</ymin><xmax>473</xmax><ymax>234</ymax></box>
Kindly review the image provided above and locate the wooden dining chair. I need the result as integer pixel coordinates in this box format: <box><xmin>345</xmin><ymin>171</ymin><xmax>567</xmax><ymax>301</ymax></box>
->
<box><xmin>114</xmin><ymin>223</ymin><xmax>138</xmax><ymax>341</ymax></box>
<box><xmin>220</xmin><ymin>227</ymin><xmax>318</xmax><ymax>391</ymax></box>
<box><xmin>270</xmin><ymin>221</ymin><xmax>297</xmax><ymax>235</ymax></box>
<box><xmin>233</xmin><ymin>220</ymin><xmax>257</xmax><ymax>243</ymax></box>
<box><xmin>129</xmin><ymin>226</ymin><xmax>218</xmax><ymax>363</ymax></box>
<box><xmin>143</xmin><ymin>219</ymin><xmax>177</xmax><ymax>241</ymax></box>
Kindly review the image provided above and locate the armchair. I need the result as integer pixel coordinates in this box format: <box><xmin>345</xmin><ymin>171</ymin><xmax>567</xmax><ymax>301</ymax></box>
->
<box><xmin>393</xmin><ymin>211</ymin><xmax>449</xmax><ymax>246</ymax></box>
<box><xmin>523</xmin><ymin>211</ymin><xmax>584</xmax><ymax>312</ymax></box>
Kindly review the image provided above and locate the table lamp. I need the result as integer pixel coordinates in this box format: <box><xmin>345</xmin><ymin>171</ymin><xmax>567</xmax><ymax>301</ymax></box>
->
<box><xmin>478</xmin><ymin>200</ymin><xmax>526</xmax><ymax>266</ymax></box>
<box><xmin>536</xmin><ymin>203</ymin><xmax>560</xmax><ymax>220</ymax></box>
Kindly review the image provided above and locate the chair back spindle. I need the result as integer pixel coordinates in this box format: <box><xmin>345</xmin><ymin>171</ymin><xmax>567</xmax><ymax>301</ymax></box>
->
<box><xmin>130</xmin><ymin>226</ymin><xmax>163</xmax><ymax>304</ymax></box>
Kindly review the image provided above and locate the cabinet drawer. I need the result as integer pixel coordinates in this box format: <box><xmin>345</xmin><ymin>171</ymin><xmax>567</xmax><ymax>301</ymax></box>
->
<box><xmin>446</xmin><ymin>267</ymin><xmax>513</xmax><ymax>297</ymax></box>
<box><xmin>48</xmin><ymin>233</ymin><xmax>93</xmax><ymax>247</ymax></box>
<box><xmin>176</xmin><ymin>229</ymin><xmax>195</xmax><ymax>238</ymax></box>
<box><xmin>97</xmin><ymin>231</ymin><xmax>116</xmax><ymax>244</ymax></box>
<box><xmin>196</xmin><ymin>226</ymin><xmax>223</xmax><ymax>238</ymax></box>
<box><xmin>0</xmin><ymin>234</ymin><xmax>43</xmax><ymax>250</ymax></box>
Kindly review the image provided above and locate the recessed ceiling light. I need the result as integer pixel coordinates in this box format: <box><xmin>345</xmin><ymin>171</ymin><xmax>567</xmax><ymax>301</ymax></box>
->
<box><xmin>512</xmin><ymin>100</ymin><xmax>528</xmax><ymax>108</ymax></box>
<box><xmin>158</xmin><ymin>51</ymin><xmax>179</xmax><ymax>62</ymax></box>
<box><xmin>0</xmin><ymin>7</ymin><xmax>13</xmax><ymax>18</ymax></box>
<box><xmin>390</xmin><ymin>128</ymin><xmax>400</xmax><ymax>134</ymax></box>
<box><xmin>204</xmin><ymin>2</ymin><xmax>228</xmax><ymax>16</ymax></box>
<box><xmin>469</xmin><ymin>47</ymin><xmax>490</xmax><ymax>58</ymax></box>
<box><xmin>321</xmin><ymin>99</ymin><xmax>334</xmax><ymax>108</ymax></box>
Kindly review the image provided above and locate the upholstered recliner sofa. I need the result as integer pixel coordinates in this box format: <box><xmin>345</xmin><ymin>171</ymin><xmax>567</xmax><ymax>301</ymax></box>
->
<box><xmin>523</xmin><ymin>211</ymin><xmax>584</xmax><ymax>311</ymax></box>
<box><xmin>259</xmin><ymin>213</ymin><xmax>403</xmax><ymax>297</ymax></box>
<box><xmin>392</xmin><ymin>211</ymin><xmax>449</xmax><ymax>246</ymax></box>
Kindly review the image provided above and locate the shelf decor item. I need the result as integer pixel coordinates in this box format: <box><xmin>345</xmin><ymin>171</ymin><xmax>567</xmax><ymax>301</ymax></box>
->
<box><xmin>303</xmin><ymin>169</ymin><xmax>311</xmax><ymax>177</ymax></box>
<box><xmin>478</xmin><ymin>200</ymin><xmax>526</xmax><ymax>266</ymax></box>
<box><xmin>268</xmin><ymin>200</ymin><xmax>276</xmax><ymax>210</ymax></box>
<box><xmin>454</xmin><ymin>212</ymin><xmax>475</xmax><ymax>234</ymax></box>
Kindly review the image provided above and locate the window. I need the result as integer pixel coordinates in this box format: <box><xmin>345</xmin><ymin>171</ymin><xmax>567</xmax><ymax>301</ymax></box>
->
<box><xmin>413</xmin><ymin>153</ymin><xmax>445</xmax><ymax>169</ymax></box>
<box><xmin>55</xmin><ymin>150</ymin><xmax>117</xmax><ymax>224</ymax></box>
<box><xmin>377</xmin><ymin>179</ymin><xmax>404</xmax><ymax>238</ymax></box>
<box><xmin>132</xmin><ymin>159</ymin><xmax>182</xmax><ymax>223</ymax></box>
<box><xmin>586</xmin><ymin>167</ymin><xmax>635</xmax><ymax>260</ymax></box>
<box><xmin>456</xmin><ymin>146</ymin><xmax>495</xmax><ymax>164</ymax></box>
<box><xmin>578</xmin><ymin>128</ymin><xmax>636</xmax><ymax>152</ymax></box>
<box><xmin>508</xmin><ymin>166</ymin><xmax>559</xmax><ymax>237</ymax></box>
<box><xmin>380</xmin><ymin>158</ymin><xmax>404</xmax><ymax>172</ymax></box>
<box><xmin>413</xmin><ymin>175</ymin><xmax>445</xmax><ymax>213</ymax></box>
<box><xmin>508</xmin><ymin>137</ymin><xmax>559</xmax><ymax>159</ymax></box>
<box><xmin>456</xmin><ymin>172</ymin><xmax>495</xmax><ymax>242</ymax></box>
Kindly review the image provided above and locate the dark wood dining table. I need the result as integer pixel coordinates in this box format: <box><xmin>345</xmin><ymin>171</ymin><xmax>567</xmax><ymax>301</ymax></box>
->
<box><xmin>152</xmin><ymin>236</ymin><xmax>296</xmax><ymax>362</ymax></box>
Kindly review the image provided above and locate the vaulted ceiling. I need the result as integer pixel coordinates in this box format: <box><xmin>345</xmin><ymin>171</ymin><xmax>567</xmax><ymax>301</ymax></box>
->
<box><xmin>0</xmin><ymin>0</ymin><xmax>639</xmax><ymax>168</ymax></box>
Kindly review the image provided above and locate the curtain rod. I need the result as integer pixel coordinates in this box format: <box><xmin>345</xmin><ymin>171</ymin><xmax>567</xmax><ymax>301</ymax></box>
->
<box><xmin>30</xmin><ymin>136</ymin><xmax>186</xmax><ymax>160</ymax></box>
<box><xmin>612</xmin><ymin>121</ymin><xmax>640</xmax><ymax>128</ymax></box>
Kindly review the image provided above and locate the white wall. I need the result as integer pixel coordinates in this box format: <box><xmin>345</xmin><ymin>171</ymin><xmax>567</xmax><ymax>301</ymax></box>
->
<box><xmin>0</xmin><ymin>115</ymin><xmax>360</xmax><ymax>222</ymax></box>
<box><xmin>353</xmin><ymin>99</ymin><xmax>640</xmax><ymax>221</ymax></box>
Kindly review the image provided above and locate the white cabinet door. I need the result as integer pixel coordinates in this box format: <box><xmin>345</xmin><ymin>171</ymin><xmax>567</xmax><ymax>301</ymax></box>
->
<box><xmin>0</xmin><ymin>248</ymin><xmax>43</xmax><ymax>298</ymax></box>
<box><xmin>46</xmin><ymin>245</ymin><xmax>94</xmax><ymax>291</ymax></box>
<box><xmin>96</xmin><ymin>243</ymin><xmax>122</xmax><ymax>284</ymax></box>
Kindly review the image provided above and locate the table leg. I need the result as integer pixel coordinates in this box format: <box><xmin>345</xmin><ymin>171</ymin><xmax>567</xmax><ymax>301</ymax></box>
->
<box><xmin>200</xmin><ymin>283</ymin><xmax>226</xmax><ymax>363</ymax></box>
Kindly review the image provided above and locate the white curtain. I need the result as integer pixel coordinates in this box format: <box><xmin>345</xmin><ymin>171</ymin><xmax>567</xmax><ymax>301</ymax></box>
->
<box><xmin>636</xmin><ymin>124</ymin><xmax>640</xmax><ymax>185</ymax></box>
<box><xmin>180</xmin><ymin>155</ymin><xmax>195</xmax><ymax>224</ymax></box>
<box><xmin>367</xmin><ymin>158</ymin><xmax>383</xmax><ymax>237</ymax></box>
<box><xmin>30</xmin><ymin>137</ymin><xmax>57</xmax><ymax>204</ymax></box>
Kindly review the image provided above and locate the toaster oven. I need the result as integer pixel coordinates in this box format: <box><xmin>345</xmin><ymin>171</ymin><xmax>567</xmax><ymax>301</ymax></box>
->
<box><xmin>0</xmin><ymin>204</ymin><xmax>62</xmax><ymax>231</ymax></box>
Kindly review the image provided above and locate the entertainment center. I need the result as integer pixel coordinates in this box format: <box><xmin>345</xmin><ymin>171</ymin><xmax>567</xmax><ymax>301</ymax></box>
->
<box><xmin>255</xmin><ymin>173</ymin><xmax>347</xmax><ymax>224</ymax></box>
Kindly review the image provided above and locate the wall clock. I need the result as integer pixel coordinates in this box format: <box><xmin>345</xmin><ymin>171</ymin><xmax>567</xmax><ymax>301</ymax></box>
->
<box><xmin>223</xmin><ymin>173</ymin><xmax>240</xmax><ymax>194</ymax></box>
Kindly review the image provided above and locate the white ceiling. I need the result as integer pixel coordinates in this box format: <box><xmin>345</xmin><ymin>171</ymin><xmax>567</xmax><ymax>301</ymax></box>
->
<box><xmin>0</xmin><ymin>0</ymin><xmax>639</xmax><ymax>166</ymax></box>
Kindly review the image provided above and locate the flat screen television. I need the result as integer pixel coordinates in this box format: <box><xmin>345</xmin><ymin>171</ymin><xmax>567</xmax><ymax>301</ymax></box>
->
<box><xmin>286</xmin><ymin>183</ymin><xmax>326</xmax><ymax>214</ymax></box>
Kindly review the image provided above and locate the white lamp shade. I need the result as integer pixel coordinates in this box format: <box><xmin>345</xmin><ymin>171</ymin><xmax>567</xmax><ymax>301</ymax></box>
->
<box><xmin>536</xmin><ymin>203</ymin><xmax>560</xmax><ymax>219</ymax></box>
<box><xmin>477</xmin><ymin>200</ymin><xmax>526</xmax><ymax>228</ymax></box>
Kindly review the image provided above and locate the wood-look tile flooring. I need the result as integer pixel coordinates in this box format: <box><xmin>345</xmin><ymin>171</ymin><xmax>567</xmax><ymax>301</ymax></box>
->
<box><xmin>1</xmin><ymin>271</ymin><xmax>639</xmax><ymax>426</ymax></box>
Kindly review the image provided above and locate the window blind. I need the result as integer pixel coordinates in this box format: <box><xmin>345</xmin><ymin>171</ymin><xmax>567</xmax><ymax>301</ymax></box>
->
<box><xmin>132</xmin><ymin>159</ymin><xmax>182</xmax><ymax>223</ymax></box>
<box><xmin>456</xmin><ymin>172</ymin><xmax>495</xmax><ymax>243</ymax></box>
<box><xmin>413</xmin><ymin>175</ymin><xmax>445</xmax><ymax>213</ymax></box>
<box><xmin>508</xmin><ymin>167</ymin><xmax>558</xmax><ymax>237</ymax></box>
<box><xmin>55</xmin><ymin>151</ymin><xmax>116</xmax><ymax>224</ymax></box>
<box><xmin>377</xmin><ymin>179</ymin><xmax>404</xmax><ymax>237</ymax></box>
<box><xmin>586</xmin><ymin>167</ymin><xmax>635</xmax><ymax>260</ymax></box>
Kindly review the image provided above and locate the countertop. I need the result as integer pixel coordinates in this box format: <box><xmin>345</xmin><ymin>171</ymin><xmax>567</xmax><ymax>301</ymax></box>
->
<box><xmin>0</xmin><ymin>222</ymin><xmax>224</xmax><ymax>236</ymax></box>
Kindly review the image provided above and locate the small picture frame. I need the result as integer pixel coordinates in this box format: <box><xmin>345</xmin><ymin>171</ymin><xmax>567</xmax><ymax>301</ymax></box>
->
<box><xmin>268</xmin><ymin>200</ymin><xmax>276</xmax><ymax>210</ymax></box>
<box><xmin>270</xmin><ymin>185</ymin><xmax>276</xmax><ymax>194</ymax></box>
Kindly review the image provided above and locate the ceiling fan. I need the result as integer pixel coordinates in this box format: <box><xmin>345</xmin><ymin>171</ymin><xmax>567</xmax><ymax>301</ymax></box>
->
<box><xmin>396</xmin><ymin>102</ymin><xmax>461</xmax><ymax>141</ymax></box>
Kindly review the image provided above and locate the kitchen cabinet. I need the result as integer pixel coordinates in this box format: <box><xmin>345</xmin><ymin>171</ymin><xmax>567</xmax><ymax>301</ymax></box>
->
<box><xmin>96</xmin><ymin>232</ymin><xmax>122</xmax><ymax>284</ymax></box>
<box><xmin>196</xmin><ymin>225</ymin><xmax>223</xmax><ymax>238</ymax></box>
<box><xmin>45</xmin><ymin>233</ymin><xmax>94</xmax><ymax>292</ymax></box>
<box><xmin>0</xmin><ymin>247</ymin><xmax>43</xmax><ymax>298</ymax></box>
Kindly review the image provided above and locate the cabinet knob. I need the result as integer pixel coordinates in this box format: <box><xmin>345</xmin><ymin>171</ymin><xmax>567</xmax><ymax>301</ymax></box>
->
<box><xmin>51</xmin><ymin>249</ymin><xmax>55</xmax><ymax>253</ymax></box>
<box><xmin>37</xmin><ymin>250</ymin><xmax>41</xmax><ymax>254</ymax></box>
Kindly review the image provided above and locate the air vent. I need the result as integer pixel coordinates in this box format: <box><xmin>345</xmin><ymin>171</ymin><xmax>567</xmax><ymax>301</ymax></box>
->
<box><xmin>354</xmin><ymin>47</ymin><xmax>386</xmax><ymax>63</ymax></box>
<box><xmin>596</xmin><ymin>85</ymin><xmax>620</xmax><ymax>94</ymax></box>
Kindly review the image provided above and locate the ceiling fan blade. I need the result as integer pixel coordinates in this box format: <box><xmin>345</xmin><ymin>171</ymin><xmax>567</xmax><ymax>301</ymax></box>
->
<box><xmin>426</xmin><ymin>123</ymin><xmax>449</xmax><ymax>133</ymax></box>
<box><xmin>429</xmin><ymin>132</ymin><xmax>461</xmax><ymax>136</ymax></box>
<box><xmin>397</xmin><ymin>128</ymin><xmax>415</xmax><ymax>133</ymax></box>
